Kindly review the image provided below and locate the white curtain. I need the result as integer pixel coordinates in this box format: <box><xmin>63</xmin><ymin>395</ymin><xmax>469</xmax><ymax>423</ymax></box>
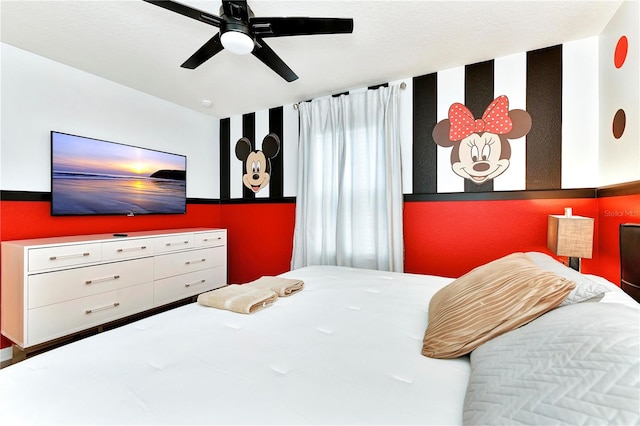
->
<box><xmin>291</xmin><ymin>85</ymin><xmax>404</xmax><ymax>272</ymax></box>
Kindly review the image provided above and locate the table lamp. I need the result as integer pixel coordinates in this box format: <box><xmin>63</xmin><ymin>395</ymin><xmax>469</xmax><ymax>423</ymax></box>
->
<box><xmin>547</xmin><ymin>210</ymin><xmax>594</xmax><ymax>271</ymax></box>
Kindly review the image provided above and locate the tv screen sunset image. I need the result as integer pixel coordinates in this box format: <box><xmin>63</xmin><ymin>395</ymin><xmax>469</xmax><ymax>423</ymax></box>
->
<box><xmin>51</xmin><ymin>132</ymin><xmax>186</xmax><ymax>215</ymax></box>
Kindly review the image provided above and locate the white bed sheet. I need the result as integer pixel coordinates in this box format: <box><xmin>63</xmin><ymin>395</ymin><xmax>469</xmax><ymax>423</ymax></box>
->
<box><xmin>0</xmin><ymin>266</ymin><xmax>470</xmax><ymax>425</ymax></box>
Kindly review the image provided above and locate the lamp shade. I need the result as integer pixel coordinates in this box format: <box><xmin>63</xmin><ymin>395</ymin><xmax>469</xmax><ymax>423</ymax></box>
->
<box><xmin>547</xmin><ymin>215</ymin><xmax>594</xmax><ymax>259</ymax></box>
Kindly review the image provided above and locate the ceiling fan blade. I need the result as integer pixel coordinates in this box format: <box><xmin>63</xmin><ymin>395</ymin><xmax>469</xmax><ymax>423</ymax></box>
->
<box><xmin>251</xmin><ymin>38</ymin><xmax>298</xmax><ymax>82</ymax></box>
<box><xmin>251</xmin><ymin>17</ymin><xmax>353</xmax><ymax>38</ymax></box>
<box><xmin>181</xmin><ymin>33</ymin><xmax>224</xmax><ymax>69</ymax></box>
<box><xmin>143</xmin><ymin>0</ymin><xmax>222</xmax><ymax>27</ymax></box>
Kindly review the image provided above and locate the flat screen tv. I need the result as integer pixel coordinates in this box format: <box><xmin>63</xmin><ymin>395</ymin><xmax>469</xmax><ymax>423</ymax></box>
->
<box><xmin>51</xmin><ymin>131</ymin><xmax>187</xmax><ymax>216</ymax></box>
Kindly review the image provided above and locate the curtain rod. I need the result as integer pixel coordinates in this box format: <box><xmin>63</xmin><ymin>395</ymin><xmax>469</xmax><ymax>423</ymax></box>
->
<box><xmin>293</xmin><ymin>81</ymin><xmax>406</xmax><ymax>110</ymax></box>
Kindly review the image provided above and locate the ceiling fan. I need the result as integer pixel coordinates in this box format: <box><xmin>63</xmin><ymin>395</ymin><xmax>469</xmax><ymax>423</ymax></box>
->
<box><xmin>143</xmin><ymin>0</ymin><xmax>354</xmax><ymax>82</ymax></box>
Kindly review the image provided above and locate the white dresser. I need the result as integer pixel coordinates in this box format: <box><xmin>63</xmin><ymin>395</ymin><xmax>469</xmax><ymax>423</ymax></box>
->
<box><xmin>1</xmin><ymin>228</ymin><xmax>227</xmax><ymax>350</ymax></box>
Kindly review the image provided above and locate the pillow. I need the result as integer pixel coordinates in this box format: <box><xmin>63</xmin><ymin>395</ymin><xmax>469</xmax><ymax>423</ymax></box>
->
<box><xmin>463</xmin><ymin>302</ymin><xmax>640</xmax><ymax>425</ymax></box>
<box><xmin>421</xmin><ymin>253</ymin><xmax>575</xmax><ymax>359</ymax></box>
<box><xmin>525</xmin><ymin>251</ymin><xmax>614</xmax><ymax>305</ymax></box>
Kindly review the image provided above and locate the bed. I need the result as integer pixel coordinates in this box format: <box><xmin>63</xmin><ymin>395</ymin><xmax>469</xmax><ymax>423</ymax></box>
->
<box><xmin>0</xmin><ymin>251</ymin><xmax>638</xmax><ymax>425</ymax></box>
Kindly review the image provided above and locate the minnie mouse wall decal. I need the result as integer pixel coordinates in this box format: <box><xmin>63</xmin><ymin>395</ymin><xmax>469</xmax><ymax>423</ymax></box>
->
<box><xmin>235</xmin><ymin>133</ymin><xmax>280</xmax><ymax>193</ymax></box>
<box><xmin>432</xmin><ymin>95</ymin><xmax>532</xmax><ymax>185</ymax></box>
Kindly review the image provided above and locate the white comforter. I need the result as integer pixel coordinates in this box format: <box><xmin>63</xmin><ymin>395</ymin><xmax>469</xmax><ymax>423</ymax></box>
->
<box><xmin>0</xmin><ymin>266</ymin><xmax>470</xmax><ymax>425</ymax></box>
<box><xmin>464</xmin><ymin>301</ymin><xmax>640</xmax><ymax>425</ymax></box>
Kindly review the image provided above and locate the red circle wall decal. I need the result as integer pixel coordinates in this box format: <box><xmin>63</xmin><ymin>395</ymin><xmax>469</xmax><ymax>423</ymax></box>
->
<box><xmin>612</xmin><ymin>109</ymin><xmax>626</xmax><ymax>139</ymax></box>
<box><xmin>614</xmin><ymin>36</ymin><xmax>628</xmax><ymax>68</ymax></box>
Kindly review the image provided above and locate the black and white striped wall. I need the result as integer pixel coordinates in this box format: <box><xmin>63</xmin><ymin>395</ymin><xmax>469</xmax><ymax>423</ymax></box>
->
<box><xmin>219</xmin><ymin>105</ymin><xmax>299</xmax><ymax>201</ymax></box>
<box><xmin>411</xmin><ymin>37</ymin><xmax>599</xmax><ymax>195</ymax></box>
<box><xmin>219</xmin><ymin>37</ymin><xmax>600</xmax><ymax>201</ymax></box>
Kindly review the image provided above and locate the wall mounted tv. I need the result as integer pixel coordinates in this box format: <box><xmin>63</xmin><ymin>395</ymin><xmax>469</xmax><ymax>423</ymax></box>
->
<box><xmin>51</xmin><ymin>131</ymin><xmax>187</xmax><ymax>216</ymax></box>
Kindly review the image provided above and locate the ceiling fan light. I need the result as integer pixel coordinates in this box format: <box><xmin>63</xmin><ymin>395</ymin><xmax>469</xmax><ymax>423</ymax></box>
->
<box><xmin>220</xmin><ymin>31</ymin><xmax>254</xmax><ymax>55</ymax></box>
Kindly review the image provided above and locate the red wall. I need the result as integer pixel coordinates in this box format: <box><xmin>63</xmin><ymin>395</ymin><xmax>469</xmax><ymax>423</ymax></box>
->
<box><xmin>404</xmin><ymin>197</ymin><xmax>599</xmax><ymax>278</ymax></box>
<box><xmin>221</xmin><ymin>203</ymin><xmax>296</xmax><ymax>284</ymax></box>
<box><xmin>0</xmin><ymin>201</ymin><xmax>222</xmax><ymax>241</ymax></box>
<box><xmin>596</xmin><ymin>194</ymin><xmax>640</xmax><ymax>284</ymax></box>
<box><xmin>2</xmin><ymin>193</ymin><xmax>638</xmax><ymax>351</ymax></box>
<box><xmin>218</xmin><ymin>194</ymin><xmax>638</xmax><ymax>284</ymax></box>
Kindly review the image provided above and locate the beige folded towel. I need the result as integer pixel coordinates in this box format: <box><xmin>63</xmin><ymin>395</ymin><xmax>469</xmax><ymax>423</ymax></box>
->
<box><xmin>245</xmin><ymin>276</ymin><xmax>304</xmax><ymax>297</ymax></box>
<box><xmin>197</xmin><ymin>285</ymin><xmax>277</xmax><ymax>314</ymax></box>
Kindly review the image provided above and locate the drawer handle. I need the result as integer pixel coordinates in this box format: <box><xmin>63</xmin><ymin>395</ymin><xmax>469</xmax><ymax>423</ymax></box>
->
<box><xmin>49</xmin><ymin>252</ymin><xmax>90</xmax><ymax>261</ymax></box>
<box><xmin>116</xmin><ymin>246</ymin><xmax>147</xmax><ymax>253</ymax></box>
<box><xmin>85</xmin><ymin>302</ymin><xmax>120</xmax><ymax>314</ymax></box>
<box><xmin>166</xmin><ymin>241</ymin><xmax>189</xmax><ymax>247</ymax></box>
<box><xmin>185</xmin><ymin>279</ymin><xmax>206</xmax><ymax>288</ymax></box>
<box><xmin>622</xmin><ymin>280</ymin><xmax>640</xmax><ymax>289</ymax></box>
<box><xmin>85</xmin><ymin>275</ymin><xmax>120</xmax><ymax>285</ymax></box>
<box><xmin>185</xmin><ymin>258</ymin><xmax>206</xmax><ymax>265</ymax></box>
<box><xmin>202</xmin><ymin>237</ymin><xmax>223</xmax><ymax>242</ymax></box>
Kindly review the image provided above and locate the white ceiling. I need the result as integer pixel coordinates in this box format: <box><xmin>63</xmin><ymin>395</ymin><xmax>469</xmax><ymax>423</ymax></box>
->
<box><xmin>1</xmin><ymin>0</ymin><xmax>623</xmax><ymax>118</ymax></box>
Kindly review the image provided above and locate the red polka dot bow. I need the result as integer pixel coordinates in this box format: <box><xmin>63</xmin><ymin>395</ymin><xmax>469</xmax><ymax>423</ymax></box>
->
<box><xmin>448</xmin><ymin>95</ymin><xmax>513</xmax><ymax>141</ymax></box>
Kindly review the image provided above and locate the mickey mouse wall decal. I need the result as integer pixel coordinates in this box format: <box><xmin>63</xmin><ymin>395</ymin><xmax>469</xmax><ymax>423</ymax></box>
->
<box><xmin>432</xmin><ymin>95</ymin><xmax>532</xmax><ymax>185</ymax></box>
<box><xmin>235</xmin><ymin>133</ymin><xmax>281</xmax><ymax>193</ymax></box>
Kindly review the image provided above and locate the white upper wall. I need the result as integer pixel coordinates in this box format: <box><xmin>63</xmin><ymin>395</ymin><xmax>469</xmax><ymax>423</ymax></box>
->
<box><xmin>562</xmin><ymin>37</ymin><xmax>600</xmax><ymax>189</ymax></box>
<box><xmin>0</xmin><ymin>43</ymin><xmax>219</xmax><ymax>199</ymax></box>
<box><xmin>3</xmin><ymin>0</ymin><xmax>638</xmax><ymax>201</ymax></box>
<box><xmin>599</xmin><ymin>0</ymin><xmax>639</xmax><ymax>186</ymax></box>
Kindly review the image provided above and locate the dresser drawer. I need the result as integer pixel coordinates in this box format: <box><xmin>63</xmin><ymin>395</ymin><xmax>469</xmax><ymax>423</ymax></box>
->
<box><xmin>28</xmin><ymin>243</ymin><xmax>102</xmax><ymax>272</ymax></box>
<box><xmin>28</xmin><ymin>258</ymin><xmax>154</xmax><ymax>309</ymax></box>
<box><xmin>194</xmin><ymin>231</ymin><xmax>226</xmax><ymax>248</ymax></box>
<box><xmin>102</xmin><ymin>238</ymin><xmax>154</xmax><ymax>261</ymax></box>
<box><xmin>155</xmin><ymin>247</ymin><xmax>224</xmax><ymax>279</ymax></box>
<box><xmin>154</xmin><ymin>266</ymin><xmax>226</xmax><ymax>306</ymax></box>
<box><xmin>153</xmin><ymin>234</ymin><xmax>195</xmax><ymax>254</ymax></box>
<box><xmin>27</xmin><ymin>282</ymin><xmax>154</xmax><ymax>346</ymax></box>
